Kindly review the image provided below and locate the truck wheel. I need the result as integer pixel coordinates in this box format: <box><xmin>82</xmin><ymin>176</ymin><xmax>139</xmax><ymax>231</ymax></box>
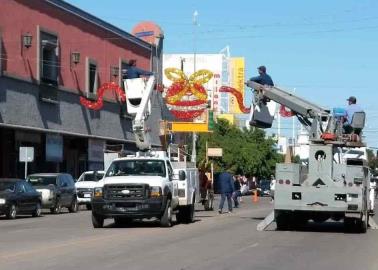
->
<box><xmin>6</xmin><ymin>204</ymin><xmax>17</xmax><ymax>219</ymax></box>
<box><xmin>50</xmin><ymin>199</ymin><xmax>61</xmax><ymax>214</ymax></box>
<box><xmin>177</xmin><ymin>204</ymin><xmax>195</xmax><ymax>224</ymax></box>
<box><xmin>86</xmin><ymin>204</ymin><xmax>92</xmax><ymax>211</ymax></box>
<box><xmin>160</xmin><ymin>199</ymin><xmax>172</xmax><ymax>227</ymax></box>
<box><xmin>68</xmin><ymin>197</ymin><xmax>78</xmax><ymax>213</ymax></box>
<box><xmin>276</xmin><ymin>212</ymin><xmax>290</xmax><ymax>230</ymax></box>
<box><xmin>92</xmin><ymin>213</ymin><xmax>104</xmax><ymax>228</ymax></box>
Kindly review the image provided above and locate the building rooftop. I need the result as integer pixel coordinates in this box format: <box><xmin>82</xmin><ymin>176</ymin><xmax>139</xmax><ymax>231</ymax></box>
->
<box><xmin>45</xmin><ymin>0</ymin><xmax>152</xmax><ymax>50</ymax></box>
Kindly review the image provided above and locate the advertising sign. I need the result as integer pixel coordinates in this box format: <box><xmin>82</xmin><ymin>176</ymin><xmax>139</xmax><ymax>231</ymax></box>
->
<box><xmin>46</xmin><ymin>134</ymin><xmax>63</xmax><ymax>162</ymax></box>
<box><xmin>229</xmin><ymin>57</ymin><xmax>245</xmax><ymax>114</ymax></box>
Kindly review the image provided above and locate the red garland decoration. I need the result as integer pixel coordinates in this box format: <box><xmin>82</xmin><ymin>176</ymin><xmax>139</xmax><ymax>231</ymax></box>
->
<box><xmin>80</xmin><ymin>82</ymin><xmax>126</xmax><ymax>110</ymax></box>
<box><xmin>279</xmin><ymin>105</ymin><xmax>295</xmax><ymax>117</ymax></box>
<box><xmin>219</xmin><ymin>86</ymin><xmax>251</xmax><ymax>113</ymax></box>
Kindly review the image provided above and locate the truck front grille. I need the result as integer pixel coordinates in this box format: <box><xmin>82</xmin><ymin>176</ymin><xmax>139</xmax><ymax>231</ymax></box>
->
<box><xmin>104</xmin><ymin>184</ymin><xmax>148</xmax><ymax>200</ymax></box>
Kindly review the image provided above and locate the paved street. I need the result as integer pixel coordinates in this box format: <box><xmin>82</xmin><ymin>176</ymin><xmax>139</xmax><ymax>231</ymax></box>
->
<box><xmin>1</xmin><ymin>197</ymin><xmax>377</xmax><ymax>270</ymax></box>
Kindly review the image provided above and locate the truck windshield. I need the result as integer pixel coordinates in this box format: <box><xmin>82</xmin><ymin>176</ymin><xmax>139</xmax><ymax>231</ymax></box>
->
<box><xmin>106</xmin><ymin>160</ymin><xmax>166</xmax><ymax>177</ymax></box>
<box><xmin>79</xmin><ymin>172</ymin><xmax>104</xmax><ymax>182</ymax></box>
<box><xmin>27</xmin><ymin>176</ymin><xmax>56</xmax><ymax>186</ymax></box>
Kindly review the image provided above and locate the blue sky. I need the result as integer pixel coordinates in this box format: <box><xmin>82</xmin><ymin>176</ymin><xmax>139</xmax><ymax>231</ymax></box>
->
<box><xmin>69</xmin><ymin>0</ymin><xmax>378</xmax><ymax>146</ymax></box>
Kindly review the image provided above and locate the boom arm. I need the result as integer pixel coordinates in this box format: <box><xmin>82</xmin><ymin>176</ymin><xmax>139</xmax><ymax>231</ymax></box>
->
<box><xmin>124</xmin><ymin>76</ymin><xmax>156</xmax><ymax>151</ymax></box>
<box><xmin>247</xmin><ymin>81</ymin><xmax>333</xmax><ymax>141</ymax></box>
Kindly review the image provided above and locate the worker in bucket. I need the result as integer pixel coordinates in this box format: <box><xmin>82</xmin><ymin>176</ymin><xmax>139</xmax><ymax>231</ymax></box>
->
<box><xmin>123</xmin><ymin>59</ymin><xmax>153</xmax><ymax>79</ymax></box>
<box><xmin>249</xmin><ymin>66</ymin><xmax>274</xmax><ymax>87</ymax></box>
<box><xmin>343</xmin><ymin>96</ymin><xmax>363</xmax><ymax>134</ymax></box>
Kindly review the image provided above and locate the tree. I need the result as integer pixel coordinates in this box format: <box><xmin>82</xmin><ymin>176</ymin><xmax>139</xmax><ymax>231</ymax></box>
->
<box><xmin>197</xmin><ymin>119</ymin><xmax>283</xmax><ymax>178</ymax></box>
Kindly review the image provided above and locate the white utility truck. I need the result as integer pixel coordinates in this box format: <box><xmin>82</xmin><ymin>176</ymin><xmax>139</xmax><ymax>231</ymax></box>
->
<box><xmin>91</xmin><ymin>76</ymin><xmax>199</xmax><ymax>228</ymax></box>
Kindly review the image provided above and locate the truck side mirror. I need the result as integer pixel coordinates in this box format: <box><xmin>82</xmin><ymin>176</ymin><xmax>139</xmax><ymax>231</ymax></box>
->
<box><xmin>179</xmin><ymin>170</ymin><xmax>186</xmax><ymax>181</ymax></box>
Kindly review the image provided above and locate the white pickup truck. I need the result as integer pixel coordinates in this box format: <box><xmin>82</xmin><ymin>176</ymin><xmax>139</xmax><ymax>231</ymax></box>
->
<box><xmin>91</xmin><ymin>151</ymin><xmax>199</xmax><ymax>228</ymax></box>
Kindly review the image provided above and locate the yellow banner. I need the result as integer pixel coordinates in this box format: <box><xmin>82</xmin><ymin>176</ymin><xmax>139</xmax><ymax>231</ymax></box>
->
<box><xmin>229</xmin><ymin>57</ymin><xmax>245</xmax><ymax>114</ymax></box>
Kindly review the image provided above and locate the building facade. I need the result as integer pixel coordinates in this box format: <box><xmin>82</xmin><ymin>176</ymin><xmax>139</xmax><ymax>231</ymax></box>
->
<box><xmin>0</xmin><ymin>0</ymin><xmax>164</xmax><ymax>178</ymax></box>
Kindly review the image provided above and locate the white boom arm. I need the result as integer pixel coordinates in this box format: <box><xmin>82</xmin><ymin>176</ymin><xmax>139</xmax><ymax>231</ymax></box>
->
<box><xmin>246</xmin><ymin>81</ymin><xmax>333</xmax><ymax>141</ymax></box>
<box><xmin>123</xmin><ymin>76</ymin><xmax>156</xmax><ymax>151</ymax></box>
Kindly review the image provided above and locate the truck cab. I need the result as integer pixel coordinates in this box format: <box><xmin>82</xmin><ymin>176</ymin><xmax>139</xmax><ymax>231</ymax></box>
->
<box><xmin>91</xmin><ymin>151</ymin><xmax>198</xmax><ymax>228</ymax></box>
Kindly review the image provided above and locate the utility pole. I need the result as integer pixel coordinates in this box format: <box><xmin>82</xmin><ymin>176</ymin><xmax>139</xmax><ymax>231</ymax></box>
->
<box><xmin>191</xmin><ymin>10</ymin><xmax>199</xmax><ymax>163</ymax></box>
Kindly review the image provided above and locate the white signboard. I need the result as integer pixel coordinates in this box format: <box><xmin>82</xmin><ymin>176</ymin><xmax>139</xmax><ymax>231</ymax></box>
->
<box><xmin>207</xmin><ymin>148</ymin><xmax>223</xmax><ymax>157</ymax></box>
<box><xmin>19</xmin><ymin>147</ymin><xmax>34</xmax><ymax>162</ymax></box>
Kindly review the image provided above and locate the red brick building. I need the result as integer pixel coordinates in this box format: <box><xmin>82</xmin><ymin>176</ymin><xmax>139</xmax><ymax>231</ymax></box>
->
<box><xmin>0</xmin><ymin>0</ymin><xmax>164</xmax><ymax>178</ymax></box>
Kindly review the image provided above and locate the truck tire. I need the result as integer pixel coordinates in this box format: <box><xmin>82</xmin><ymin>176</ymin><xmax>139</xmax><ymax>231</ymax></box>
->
<box><xmin>177</xmin><ymin>204</ymin><xmax>195</xmax><ymax>224</ymax></box>
<box><xmin>92</xmin><ymin>213</ymin><xmax>104</xmax><ymax>228</ymax></box>
<box><xmin>50</xmin><ymin>199</ymin><xmax>62</xmax><ymax>214</ymax></box>
<box><xmin>68</xmin><ymin>197</ymin><xmax>78</xmax><ymax>213</ymax></box>
<box><xmin>86</xmin><ymin>204</ymin><xmax>92</xmax><ymax>211</ymax></box>
<box><xmin>276</xmin><ymin>211</ymin><xmax>290</xmax><ymax>231</ymax></box>
<box><xmin>160</xmin><ymin>199</ymin><xmax>172</xmax><ymax>227</ymax></box>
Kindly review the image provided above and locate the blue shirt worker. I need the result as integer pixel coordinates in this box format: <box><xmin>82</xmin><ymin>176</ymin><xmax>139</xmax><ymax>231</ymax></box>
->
<box><xmin>345</xmin><ymin>96</ymin><xmax>363</xmax><ymax>124</ymax></box>
<box><xmin>343</xmin><ymin>96</ymin><xmax>363</xmax><ymax>134</ymax></box>
<box><xmin>124</xmin><ymin>59</ymin><xmax>153</xmax><ymax>79</ymax></box>
<box><xmin>217</xmin><ymin>172</ymin><xmax>235</xmax><ymax>214</ymax></box>
<box><xmin>249</xmin><ymin>66</ymin><xmax>274</xmax><ymax>87</ymax></box>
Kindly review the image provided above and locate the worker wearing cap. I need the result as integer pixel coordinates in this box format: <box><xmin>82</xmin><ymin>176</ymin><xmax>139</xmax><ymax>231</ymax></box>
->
<box><xmin>343</xmin><ymin>96</ymin><xmax>363</xmax><ymax>134</ymax></box>
<box><xmin>249</xmin><ymin>66</ymin><xmax>274</xmax><ymax>87</ymax></box>
<box><xmin>345</xmin><ymin>96</ymin><xmax>363</xmax><ymax>124</ymax></box>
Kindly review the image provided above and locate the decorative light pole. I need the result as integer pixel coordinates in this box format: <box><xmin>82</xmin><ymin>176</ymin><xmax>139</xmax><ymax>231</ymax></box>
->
<box><xmin>191</xmin><ymin>10</ymin><xmax>199</xmax><ymax>163</ymax></box>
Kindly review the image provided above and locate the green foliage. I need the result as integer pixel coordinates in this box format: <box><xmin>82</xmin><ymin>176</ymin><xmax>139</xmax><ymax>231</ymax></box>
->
<box><xmin>197</xmin><ymin>119</ymin><xmax>283</xmax><ymax>178</ymax></box>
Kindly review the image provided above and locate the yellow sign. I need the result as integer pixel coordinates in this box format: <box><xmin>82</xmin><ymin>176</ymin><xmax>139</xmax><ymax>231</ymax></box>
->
<box><xmin>217</xmin><ymin>113</ymin><xmax>235</xmax><ymax>124</ymax></box>
<box><xmin>229</xmin><ymin>58</ymin><xmax>245</xmax><ymax>114</ymax></box>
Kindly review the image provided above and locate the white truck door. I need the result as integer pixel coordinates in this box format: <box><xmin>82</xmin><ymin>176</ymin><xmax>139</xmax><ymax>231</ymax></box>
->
<box><xmin>167</xmin><ymin>161</ymin><xmax>179</xmax><ymax>207</ymax></box>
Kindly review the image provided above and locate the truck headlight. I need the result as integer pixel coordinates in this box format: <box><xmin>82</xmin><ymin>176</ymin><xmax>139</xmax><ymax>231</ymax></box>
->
<box><xmin>0</xmin><ymin>198</ymin><xmax>5</xmax><ymax>204</ymax></box>
<box><xmin>94</xmin><ymin>187</ymin><xmax>103</xmax><ymax>198</ymax></box>
<box><xmin>150</xmin><ymin>186</ymin><xmax>162</xmax><ymax>198</ymax></box>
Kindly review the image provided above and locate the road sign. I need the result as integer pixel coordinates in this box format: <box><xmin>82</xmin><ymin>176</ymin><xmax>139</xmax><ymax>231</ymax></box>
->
<box><xmin>19</xmin><ymin>147</ymin><xmax>34</xmax><ymax>179</ymax></box>
<box><xmin>19</xmin><ymin>147</ymin><xmax>34</xmax><ymax>162</ymax></box>
<box><xmin>207</xmin><ymin>148</ymin><xmax>223</xmax><ymax>157</ymax></box>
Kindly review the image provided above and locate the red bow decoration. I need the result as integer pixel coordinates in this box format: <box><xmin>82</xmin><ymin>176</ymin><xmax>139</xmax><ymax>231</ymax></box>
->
<box><xmin>279</xmin><ymin>105</ymin><xmax>295</xmax><ymax>117</ymax></box>
<box><xmin>219</xmin><ymin>86</ymin><xmax>251</xmax><ymax>114</ymax></box>
<box><xmin>80</xmin><ymin>82</ymin><xmax>126</xmax><ymax>110</ymax></box>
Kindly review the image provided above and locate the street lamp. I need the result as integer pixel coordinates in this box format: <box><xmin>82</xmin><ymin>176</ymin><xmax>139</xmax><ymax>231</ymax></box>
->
<box><xmin>191</xmin><ymin>10</ymin><xmax>199</xmax><ymax>163</ymax></box>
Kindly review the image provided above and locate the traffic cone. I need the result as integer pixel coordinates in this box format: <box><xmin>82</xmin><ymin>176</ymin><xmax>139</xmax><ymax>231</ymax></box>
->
<box><xmin>252</xmin><ymin>189</ymin><xmax>258</xmax><ymax>203</ymax></box>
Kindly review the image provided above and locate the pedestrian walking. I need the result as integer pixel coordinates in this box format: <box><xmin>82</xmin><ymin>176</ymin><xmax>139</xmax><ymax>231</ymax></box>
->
<box><xmin>232</xmin><ymin>176</ymin><xmax>242</xmax><ymax>208</ymax></box>
<box><xmin>217</xmin><ymin>171</ymin><xmax>235</xmax><ymax>214</ymax></box>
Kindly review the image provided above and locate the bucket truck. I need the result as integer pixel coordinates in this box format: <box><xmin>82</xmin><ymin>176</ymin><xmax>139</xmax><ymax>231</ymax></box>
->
<box><xmin>91</xmin><ymin>77</ymin><xmax>199</xmax><ymax>228</ymax></box>
<box><xmin>248</xmin><ymin>82</ymin><xmax>371</xmax><ymax>232</ymax></box>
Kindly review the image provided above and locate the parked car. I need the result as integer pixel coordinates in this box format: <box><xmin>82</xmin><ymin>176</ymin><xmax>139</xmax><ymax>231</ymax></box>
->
<box><xmin>257</xmin><ymin>179</ymin><xmax>271</xmax><ymax>197</ymax></box>
<box><xmin>27</xmin><ymin>173</ymin><xmax>78</xmax><ymax>214</ymax></box>
<box><xmin>0</xmin><ymin>179</ymin><xmax>42</xmax><ymax>219</ymax></box>
<box><xmin>75</xmin><ymin>171</ymin><xmax>104</xmax><ymax>210</ymax></box>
